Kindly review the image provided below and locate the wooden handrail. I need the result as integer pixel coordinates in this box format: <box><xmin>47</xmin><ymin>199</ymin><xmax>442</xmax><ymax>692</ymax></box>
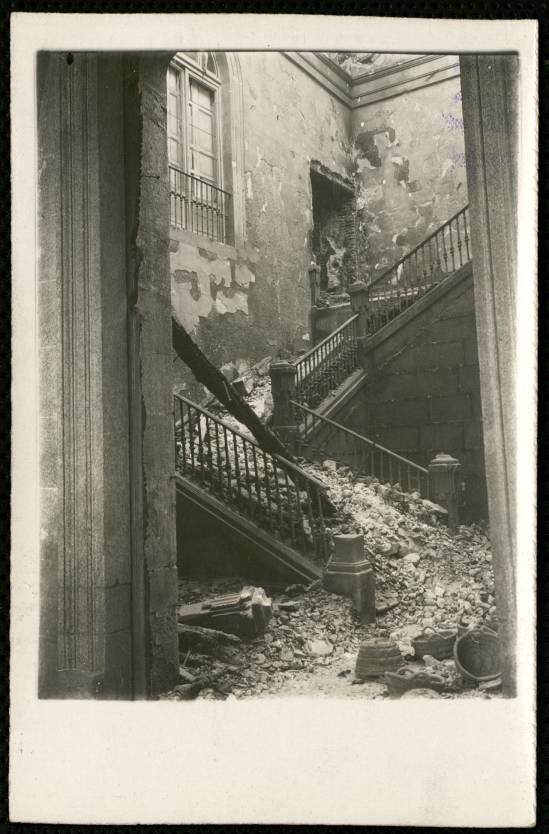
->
<box><xmin>291</xmin><ymin>400</ymin><xmax>429</xmax><ymax>475</ymax></box>
<box><xmin>174</xmin><ymin>393</ymin><xmax>328</xmax><ymax>491</ymax></box>
<box><xmin>368</xmin><ymin>204</ymin><xmax>470</xmax><ymax>291</ymax></box>
<box><xmin>293</xmin><ymin>312</ymin><xmax>359</xmax><ymax>370</ymax></box>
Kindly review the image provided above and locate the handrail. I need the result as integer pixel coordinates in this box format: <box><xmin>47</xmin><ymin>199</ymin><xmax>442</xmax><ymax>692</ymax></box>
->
<box><xmin>174</xmin><ymin>392</ymin><xmax>330</xmax><ymax>562</ymax></box>
<box><xmin>174</xmin><ymin>393</ymin><xmax>327</xmax><ymax>491</ymax></box>
<box><xmin>292</xmin><ymin>312</ymin><xmax>360</xmax><ymax>409</ymax></box>
<box><xmin>363</xmin><ymin>204</ymin><xmax>471</xmax><ymax>338</ymax></box>
<box><xmin>292</xmin><ymin>400</ymin><xmax>428</xmax><ymax>474</ymax></box>
<box><xmin>368</xmin><ymin>204</ymin><xmax>470</xmax><ymax>291</ymax></box>
<box><xmin>294</xmin><ymin>312</ymin><xmax>359</xmax><ymax>371</ymax></box>
<box><xmin>291</xmin><ymin>399</ymin><xmax>430</xmax><ymax>496</ymax></box>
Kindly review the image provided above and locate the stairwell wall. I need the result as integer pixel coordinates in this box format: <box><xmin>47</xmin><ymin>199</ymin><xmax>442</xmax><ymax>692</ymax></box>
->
<box><xmin>318</xmin><ymin>267</ymin><xmax>487</xmax><ymax>521</ymax></box>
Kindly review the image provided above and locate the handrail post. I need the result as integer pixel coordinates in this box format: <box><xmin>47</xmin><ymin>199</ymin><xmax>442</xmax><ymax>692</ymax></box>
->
<box><xmin>308</xmin><ymin>262</ymin><xmax>321</xmax><ymax>345</ymax></box>
<box><xmin>428</xmin><ymin>452</ymin><xmax>461</xmax><ymax>530</ymax></box>
<box><xmin>348</xmin><ymin>280</ymin><xmax>369</xmax><ymax>366</ymax></box>
<box><xmin>348</xmin><ymin>280</ymin><xmax>369</xmax><ymax>337</ymax></box>
<box><xmin>269</xmin><ymin>360</ymin><xmax>298</xmax><ymax>450</ymax></box>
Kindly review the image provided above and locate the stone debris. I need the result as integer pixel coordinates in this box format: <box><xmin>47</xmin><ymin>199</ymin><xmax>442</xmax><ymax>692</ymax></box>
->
<box><xmin>178</xmin><ymin>586</ymin><xmax>272</xmax><ymax>638</ymax></box>
<box><xmin>161</xmin><ymin>369</ymin><xmax>499</xmax><ymax>701</ymax></box>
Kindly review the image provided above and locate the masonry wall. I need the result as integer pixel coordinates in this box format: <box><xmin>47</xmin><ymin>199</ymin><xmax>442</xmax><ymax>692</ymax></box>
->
<box><xmin>37</xmin><ymin>53</ymin><xmax>179</xmax><ymax>700</ymax></box>
<box><xmin>352</xmin><ymin>72</ymin><xmax>468</xmax><ymax>282</ymax></box>
<box><xmin>171</xmin><ymin>52</ymin><xmax>352</xmax><ymax>401</ymax></box>
<box><xmin>360</xmin><ymin>267</ymin><xmax>487</xmax><ymax>520</ymax></box>
<box><xmin>312</xmin><ymin>266</ymin><xmax>487</xmax><ymax>520</ymax></box>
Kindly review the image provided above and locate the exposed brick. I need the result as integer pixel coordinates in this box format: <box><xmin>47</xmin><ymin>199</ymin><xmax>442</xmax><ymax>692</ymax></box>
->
<box><xmin>429</xmin><ymin>394</ymin><xmax>472</xmax><ymax>422</ymax></box>
<box><xmin>420</xmin><ymin>422</ymin><xmax>464</xmax><ymax>452</ymax></box>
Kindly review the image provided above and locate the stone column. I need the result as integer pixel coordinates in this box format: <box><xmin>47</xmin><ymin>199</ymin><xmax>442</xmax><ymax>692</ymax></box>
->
<box><xmin>460</xmin><ymin>54</ymin><xmax>519</xmax><ymax>696</ymax></box>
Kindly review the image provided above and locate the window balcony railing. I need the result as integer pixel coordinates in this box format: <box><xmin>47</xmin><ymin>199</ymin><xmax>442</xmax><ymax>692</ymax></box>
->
<box><xmin>169</xmin><ymin>164</ymin><xmax>232</xmax><ymax>244</ymax></box>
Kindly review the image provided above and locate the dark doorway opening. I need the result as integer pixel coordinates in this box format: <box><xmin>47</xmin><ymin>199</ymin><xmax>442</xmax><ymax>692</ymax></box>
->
<box><xmin>310</xmin><ymin>163</ymin><xmax>356</xmax><ymax>294</ymax></box>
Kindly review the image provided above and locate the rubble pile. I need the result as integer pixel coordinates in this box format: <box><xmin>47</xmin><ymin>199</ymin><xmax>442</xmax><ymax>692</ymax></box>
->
<box><xmin>163</xmin><ymin>357</ymin><xmax>499</xmax><ymax>701</ymax></box>
<box><xmin>300</xmin><ymin>462</ymin><xmax>497</xmax><ymax>641</ymax></box>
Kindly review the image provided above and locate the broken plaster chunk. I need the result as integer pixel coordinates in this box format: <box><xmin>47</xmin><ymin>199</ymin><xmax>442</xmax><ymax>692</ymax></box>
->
<box><xmin>322</xmin><ymin>459</ymin><xmax>338</xmax><ymax>473</ymax></box>
<box><xmin>421</xmin><ymin>499</ymin><xmax>448</xmax><ymax>515</ymax></box>
<box><xmin>307</xmin><ymin>639</ymin><xmax>334</xmax><ymax>657</ymax></box>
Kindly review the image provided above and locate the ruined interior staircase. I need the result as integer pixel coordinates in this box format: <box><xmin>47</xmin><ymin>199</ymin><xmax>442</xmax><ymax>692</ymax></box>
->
<box><xmin>288</xmin><ymin>204</ymin><xmax>472</xmax><ymax>479</ymax></box>
<box><xmin>174</xmin><ymin>395</ymin><xmax>328</xmax><ymax>584</ymax></box>
<box><xmin>175</xmin><ymin>205</ymin><xmax>471</xmax><ymax>583</ymax></box>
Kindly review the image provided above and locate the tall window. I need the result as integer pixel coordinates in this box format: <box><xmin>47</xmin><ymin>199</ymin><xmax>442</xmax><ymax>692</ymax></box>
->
<box><xmin>168</xmin><ymin>52</ymin><xmax>231</xmax><ymax>243</ymax></box>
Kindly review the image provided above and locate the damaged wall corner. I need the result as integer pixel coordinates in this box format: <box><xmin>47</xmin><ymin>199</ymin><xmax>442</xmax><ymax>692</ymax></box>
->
<box><xmin>127</xmin><ymin>54</ymin><xmax>180</xmax><ymax>696</ymax></box>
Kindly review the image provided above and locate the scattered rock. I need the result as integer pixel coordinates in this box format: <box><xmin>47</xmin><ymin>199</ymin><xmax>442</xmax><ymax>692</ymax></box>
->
<box><xmin>307</xmin><ymin>639</ymin><xmax>334</xmax><ymax>657</ymax></box>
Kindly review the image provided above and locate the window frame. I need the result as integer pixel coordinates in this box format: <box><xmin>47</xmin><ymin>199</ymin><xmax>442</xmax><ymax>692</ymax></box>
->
<box><xmin>168</xmin><ymin>52</ymin><xmax>224</xmax><ymax>191</ymax></box>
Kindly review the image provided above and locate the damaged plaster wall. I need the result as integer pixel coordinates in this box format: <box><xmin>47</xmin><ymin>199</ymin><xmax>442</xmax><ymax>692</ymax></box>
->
<box><xmin>133</xmin><ymin>56</ymin><xmax>179</xmax><ymax>694</ymax></box>
<box><xmin>351</xmin><ymin>74</ymin><xmax>467</xmax><ymax>282</ymax></box>
<box><xmin>170</xmin><ymin>51</ymin><xmax>352</xmax><ymax>401</ymax></box>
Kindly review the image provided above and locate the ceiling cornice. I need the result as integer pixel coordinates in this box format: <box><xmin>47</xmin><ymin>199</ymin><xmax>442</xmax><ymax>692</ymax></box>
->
<box><xmin>283</xmin><ymin>53</ymin><xmax>461</xmax><ymax>111</ymax></box>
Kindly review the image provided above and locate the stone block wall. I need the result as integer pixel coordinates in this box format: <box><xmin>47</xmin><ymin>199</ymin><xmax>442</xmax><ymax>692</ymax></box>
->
<box><xmin>315</xmin><ymin>266</ymin><xmax>487</xmax><ymax>521</ymax></box>
<box><xmin>360</xmin><ymin>267</ymin><xmax>487</xmax><ymax>520</ymax></box>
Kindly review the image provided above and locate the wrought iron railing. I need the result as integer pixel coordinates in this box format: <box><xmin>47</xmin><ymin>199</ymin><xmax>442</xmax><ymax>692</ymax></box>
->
<box><xmin>292</xmin><ymin>400</ymin><xmax>430</xmax><ymax>496</ymax></box>
<box><xmin>293</xmin><ymin>313</ymin><xmax>360</xmax><ymax>408</ymax></box>
<box><xmin>174</xmin><ymin>394</ymin><xmax>329</xmax><ymax>562</ymax></box>
<box><xmin>169</xmin><ymin>164</ymin><xmax>232</xmax><ymax>244</ymax></box>
<box><xmin>365</xmin><ymin>204</ymin><xmax>470</xmax><ymax>334</ymax></box>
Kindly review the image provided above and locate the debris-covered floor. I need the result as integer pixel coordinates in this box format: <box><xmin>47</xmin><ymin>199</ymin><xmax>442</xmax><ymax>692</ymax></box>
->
<box><xmin>163</xmin><ymin>464</ymin><xmax>498</xmax><ymax>701</ymax></box>
<box><xmin>164</xmin><ymin>369</ymin><xmax>500</xmax><ymax>701</ymax></box>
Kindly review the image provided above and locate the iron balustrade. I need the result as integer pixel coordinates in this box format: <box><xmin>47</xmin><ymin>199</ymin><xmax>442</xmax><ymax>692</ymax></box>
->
<box><xmin>169</xmin><ymin>164</ymin><xmax>232</xmax><ymax>244</ymax></box>
<box><xmin>174</xmin><ymin>393</ymin><xmax>330</xmax><ymax>562</ymax></box>
<box><xmin>292</xmin><ymin>400</ymin><xmax>430</xmax><ymax>496</ymax></box>
<box><xmin>365</xmin><ymin>204</ymin><xmax>471</xmax><ymax>335</ymax></box>
<box><xmin>293</xmin><ymin>312</ymin><xmax>360</xmax><ymax>409</ymax></box>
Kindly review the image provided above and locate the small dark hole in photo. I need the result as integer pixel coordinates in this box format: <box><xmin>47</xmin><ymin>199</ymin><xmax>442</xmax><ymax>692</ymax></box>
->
<box><xmin>66</xmin><ymin>53</ymin><xmax>74</xmax><ymax>65</ymax></box>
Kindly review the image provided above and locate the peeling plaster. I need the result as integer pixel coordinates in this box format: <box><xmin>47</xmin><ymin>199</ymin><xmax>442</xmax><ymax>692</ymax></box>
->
<box><xmin>171</xmin><ymin>240</ymin><xmax>254</xmax><ymax>333</ymax></box>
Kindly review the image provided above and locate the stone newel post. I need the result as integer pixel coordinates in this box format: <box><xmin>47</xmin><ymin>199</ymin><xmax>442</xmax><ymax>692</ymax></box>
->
<box><xmin>269</xmin><ymin>360</ymin><xmax>298</xmax><ymax>448</ymax></box>
<box><xmin>323</xmin><ymin>532</ymin><xmax>376</xmax><ymax>623</ymax></box>
<box><xmin>428</xmin><ymin>452</ymin><xmax>461</xmax><ymax>530</ymax></box>
<box><xmin>348</xmin><ymin>280</ymin><xmax>370</xmax><ymax>338</ymax></box>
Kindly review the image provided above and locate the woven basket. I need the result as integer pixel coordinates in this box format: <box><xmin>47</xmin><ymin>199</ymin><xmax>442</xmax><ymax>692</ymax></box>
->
<box><xmin>453</xmin><ymin>627</ymin><xmax>501</xmax><ymax>683</ymax></box>
<box><xmin>355</xmin><ymin>638</ymin><xmax>402</xmax><ymax>678</ymax></box>
<box><xmin>412</xmin><ymin>626</ymin><xmax>457</xmax><ymax>660</ymax></box>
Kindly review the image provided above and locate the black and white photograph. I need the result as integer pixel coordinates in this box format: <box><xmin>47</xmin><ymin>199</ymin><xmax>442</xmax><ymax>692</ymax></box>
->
<box><xmin>10</xmin><ymin>13</ymin><xmax>537</xmax><ymax>827</ymax></box>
